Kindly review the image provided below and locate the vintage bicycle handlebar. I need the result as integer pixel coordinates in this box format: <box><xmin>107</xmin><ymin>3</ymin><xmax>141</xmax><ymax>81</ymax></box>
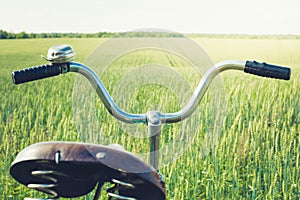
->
<box><xmin>12</xmin><ymin>60</ymin><xmax>291</xmax><ymax>124</ymax></box>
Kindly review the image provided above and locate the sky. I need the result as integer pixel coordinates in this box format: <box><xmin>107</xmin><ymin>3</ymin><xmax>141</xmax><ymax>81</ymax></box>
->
<box><xmin>1</xmin><ymin>0</ymin><xmax>300</xmax><ymax>35</ymax></box>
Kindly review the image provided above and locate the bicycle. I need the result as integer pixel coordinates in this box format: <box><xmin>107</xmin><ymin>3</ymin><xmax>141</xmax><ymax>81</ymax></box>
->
<box><xmin>10</xmin><ymin>44</ymin><xmax>291</xmax><ymax>199</ymax></box>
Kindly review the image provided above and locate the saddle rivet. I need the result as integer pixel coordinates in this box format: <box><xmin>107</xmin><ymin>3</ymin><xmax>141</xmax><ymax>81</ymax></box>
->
<box><xmin>96</xmin><ymin>152</ymin><xmax>106</xmax><ymax>159</ymax></box>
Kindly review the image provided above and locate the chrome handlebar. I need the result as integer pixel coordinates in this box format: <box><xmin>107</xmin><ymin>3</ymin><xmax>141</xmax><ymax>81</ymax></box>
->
<box><xmin>12</xmin><ymin>44</ymin><xmax>291</xmax><ymax>126</ymax></box>
<box><xmin>68</xmin><ymin>60</ymin><xmax>246</xmax><ymax>124</ymax></box>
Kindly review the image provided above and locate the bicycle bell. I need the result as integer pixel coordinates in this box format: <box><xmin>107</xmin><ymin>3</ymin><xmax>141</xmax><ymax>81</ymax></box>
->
<box><xmin>42</xmin><ymin>44</ymin><xmax>75</xmax><ymax>63</ymax></box>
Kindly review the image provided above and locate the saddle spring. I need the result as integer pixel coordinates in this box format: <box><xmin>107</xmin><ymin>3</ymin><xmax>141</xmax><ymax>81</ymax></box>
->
<box><xmin>24</xmin><ymin>170</ymin><xmax>60</xmax><ymax>200</ymax></box>
<box><xmin>92</xmin><ymin>178</ymin><xmax>137</xmax><ymax>200</ymax></box>
<box><xmin>107</xmin><ymin>179</ymin><xmax>137</xmax><ymax>200</ymax></box>
<box><xmin>24</xmin><ymin>171</ymin><xmax>137</xmax><ymax>200</ymax></box>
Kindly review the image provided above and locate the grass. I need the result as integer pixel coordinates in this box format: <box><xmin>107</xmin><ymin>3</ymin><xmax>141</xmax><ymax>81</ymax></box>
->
<box><xmin>0</xmin><ymin>37</ymin><xmax>299</xmax><ymax>199</ymax></box>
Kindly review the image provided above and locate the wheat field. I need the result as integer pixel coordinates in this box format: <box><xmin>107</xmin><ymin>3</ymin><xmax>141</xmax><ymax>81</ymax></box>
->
<box><xmin>0</xmin><ymin>37</ymin><xmax>299</xmax><ymax>199</ymax></box>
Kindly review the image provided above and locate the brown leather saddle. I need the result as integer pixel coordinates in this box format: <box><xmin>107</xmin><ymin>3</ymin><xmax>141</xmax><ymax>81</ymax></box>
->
<box><xmin>10</xmin><ymin>142</ymin><xmax>166</xmax><ymax>199</ymax></box>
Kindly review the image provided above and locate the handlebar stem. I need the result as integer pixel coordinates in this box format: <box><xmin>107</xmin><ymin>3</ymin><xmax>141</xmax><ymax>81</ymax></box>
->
<box><xmin>147</xmin><ymin>111</ymin><xmax>162</xmax><ymax>169</ymax></box>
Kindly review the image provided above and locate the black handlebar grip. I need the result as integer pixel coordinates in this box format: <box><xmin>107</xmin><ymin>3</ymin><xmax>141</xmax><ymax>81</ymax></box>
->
<box><xmin>245</xmin><ymin>61</ymin><xmax>291</xmax><ymax>80</ymax></box>
<box><xmin>12</xmin><ymin>64</ymin><xmax>62</xmax><ymax>84</ymax></box>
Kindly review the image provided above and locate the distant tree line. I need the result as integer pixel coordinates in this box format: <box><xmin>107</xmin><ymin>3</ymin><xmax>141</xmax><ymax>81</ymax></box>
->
<box><xmin>1</xmin><ymin>30</ymin><xmax>299</xmax><ymax>39</ymax></box>
<box><xmin>0</xmin><ymin>30</ymin><xmax>184</xmax><ymax>39</ymax></box>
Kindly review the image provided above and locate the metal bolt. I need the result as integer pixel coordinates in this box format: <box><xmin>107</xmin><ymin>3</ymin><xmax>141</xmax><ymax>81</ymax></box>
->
<box><xmin>96</xmin><ymin>152</ymin><xmax>106</xmax><ymax>159</ymax></box>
